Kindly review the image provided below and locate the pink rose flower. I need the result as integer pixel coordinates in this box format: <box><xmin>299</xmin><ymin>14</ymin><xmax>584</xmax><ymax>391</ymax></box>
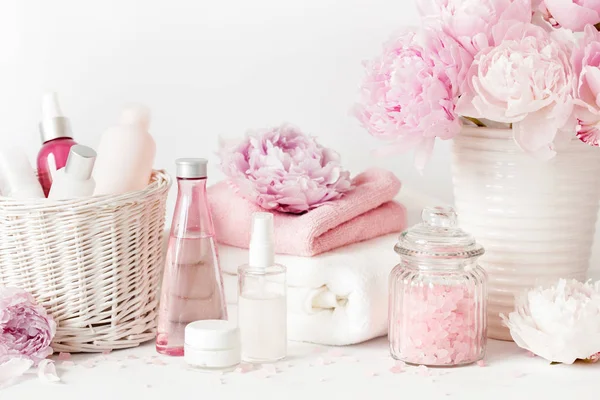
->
<box><xmin>0</xmin><ymin>287</ymin><xmax>56</xmax><ymax>365</ymax></box>
<box><xmin>418</xmin><ymin>0</ymin><xmax>532</xmax><ymax>56</ymax></box>
<box><xmin>538</xmin><ymin>0</ymin><xmax>600</xmax><ymax>31</ymax></box>
<box><xmin>571</xmin><ymin>25</ymin><xmax>600</xmax><ymax>146</ymax></box>
<box><xmin>218</xmin><ymin>124</ymin><xmax>353</xmax><ymax>214</ymax></box>
<box><xmin>456</xmin><ymin>22</ymin><xmax>575</xmax><ymax>159</ymax></box>
<box><xmin>354</xmin><ymin>28</ymin><xmax>472</xmax><ymax>169</ymax></box>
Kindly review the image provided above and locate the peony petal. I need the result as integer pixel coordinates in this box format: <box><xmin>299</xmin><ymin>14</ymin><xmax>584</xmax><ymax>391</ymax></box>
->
<box><xmin>544</xmin><ymin>0</ymin><xmax>600</xmax><ymax>31</ymax></box>
<box><xmin>512</xmin><ymin>111</ymin><xmax>559</xmax><ymax>159</ymax></box>
<box><xmin>0</xmin><ymin>358</ymin><xmax>33</xmax><ymax>389</ymax></box>
<box><xmin>37</xmin><ymin>359</ymin><xmax>60</xmax><ymax>383</ymax></box>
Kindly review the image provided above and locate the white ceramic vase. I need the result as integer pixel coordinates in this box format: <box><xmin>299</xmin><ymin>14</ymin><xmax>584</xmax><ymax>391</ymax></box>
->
<box><xmin>452</xmin><ymin>127</ymin><xmax>600</xmax><ymax>340</ymax></box>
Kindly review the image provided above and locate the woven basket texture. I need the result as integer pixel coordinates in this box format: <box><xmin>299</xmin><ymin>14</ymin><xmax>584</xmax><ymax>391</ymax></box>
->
<box><xmin>0</xmin><ymin>170</ymin><xmax>171</xmax><ymax>352</ymax></box>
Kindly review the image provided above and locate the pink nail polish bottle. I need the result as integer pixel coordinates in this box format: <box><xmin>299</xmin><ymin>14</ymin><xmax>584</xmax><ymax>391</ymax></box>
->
<box><xmin>36</xmin><ymin>92</ymin><xmax>77</xmax><ymax>197</ymax></box>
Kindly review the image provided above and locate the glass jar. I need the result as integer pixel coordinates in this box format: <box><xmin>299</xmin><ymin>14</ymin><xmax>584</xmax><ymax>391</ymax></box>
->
<box><xmin>389</xmin><ymin>206</ymin><xmax>487</xmax><ymax>367</ymax></box>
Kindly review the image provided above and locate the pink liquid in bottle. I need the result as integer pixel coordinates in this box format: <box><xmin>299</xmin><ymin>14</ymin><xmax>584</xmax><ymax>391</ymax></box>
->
<box><xmin>36</xmin><ymin>92</ymin><xmax>77</xmax><ymax>196</ymax></box>
<box><xmin>156</xmin><ymin>158</ymin><xmax>227</xmax><ymax>356</ymax></box>
<box><xmin>37</xmin><ymin>137</ymin><xmax>77</xmax><ymax>196</ymax></box>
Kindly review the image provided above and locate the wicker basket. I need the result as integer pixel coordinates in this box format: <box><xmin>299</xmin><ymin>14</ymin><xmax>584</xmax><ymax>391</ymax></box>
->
<box><xmin>0</xmin><ymin>170</ymin><xmax>171</xmax><ymax>352</ymax></box>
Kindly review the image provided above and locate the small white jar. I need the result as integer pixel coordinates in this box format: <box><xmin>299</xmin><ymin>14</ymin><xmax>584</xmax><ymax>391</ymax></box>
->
<box><xmin>184</xmin><ymin>320</ymin><xmax>240</xmax><ymax>371</ymax></box>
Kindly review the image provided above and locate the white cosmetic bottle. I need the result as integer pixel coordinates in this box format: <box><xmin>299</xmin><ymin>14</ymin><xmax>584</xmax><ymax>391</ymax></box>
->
<box><xmin>237</xmin><ymin>212</ymin><xmax>287</xmax><ymax>363</ymax></box>
<box><xmin>48</xmin><ymin>145</ymin><xmax>97</xmax><ymax>200</ymax></box>
<box><xmin>0</xmin><ymin>145</ymin><xmax>45</xmax><ymax>199</ymax></box>
<box><xmin>92</xmin><ymin>105</ymin><xmax>156</xmax><ymax>196</ymax></box>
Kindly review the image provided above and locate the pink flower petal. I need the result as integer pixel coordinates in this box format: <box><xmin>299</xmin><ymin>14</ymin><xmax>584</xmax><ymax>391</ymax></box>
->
<box><xmin>477</xmin><ymin>360</ymin><xmax>486</xmax><ymax>367</ymax></box>
<box><xmin>57</xmin><ymin>352</ymin><xmax>71</xmax><ymax>361</ymax></box>
<box><xmin>38</xmin><ymin>359</ymin><xmax>60</xmax><ymax>383</ymax></box>
<box><xmin>0</xmin><ymin>358</ymin><xmax>34</xmax><ymax>389</ymax></box>
<box><xmin>102</xmin><ymin>350</ymin><xmax>112</xmax><ymax>355</ymax></box>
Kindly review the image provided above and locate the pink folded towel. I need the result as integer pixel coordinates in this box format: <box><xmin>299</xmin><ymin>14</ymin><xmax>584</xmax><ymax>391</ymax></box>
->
<box><xmin>208</xmin><ymin>168</ymin><xmax>406</xmax><ymax>257</ymax></box>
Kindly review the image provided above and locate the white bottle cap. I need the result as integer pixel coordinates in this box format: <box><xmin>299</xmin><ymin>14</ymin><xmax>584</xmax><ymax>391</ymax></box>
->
<box><xmin>176</xmin><ymin>158</ymin><xmax>207</xmax><ymax>179</ymax></box>
<box><xmin>248</xmin><ymin>212</ymin><xmax>275</xmax><ymax>268</ymax></box>
<box><xmin>39</xmin><ymin>92</ymin><xmax>74</xmax><ymax>142</ymax></box>
<box><xmin>65</xmin><ymin>145</ymin><xmax>97</xmax><ymax>180</ymax></box>
<box><xmin>120</xmin><ymin>105</ymin><xmax>151</xmax><ymax>132</ymax></box>
<box><xmin>184</xmin><ymin>320</ymin><xmax>240</xmax><ymax>350</ymax></box>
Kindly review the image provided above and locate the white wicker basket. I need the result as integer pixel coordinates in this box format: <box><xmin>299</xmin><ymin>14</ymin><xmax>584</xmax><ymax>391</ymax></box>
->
<box><xmin>0</xmin><ymin>170</ymin><xmax>171</xmax><ymax>353</ymax></box>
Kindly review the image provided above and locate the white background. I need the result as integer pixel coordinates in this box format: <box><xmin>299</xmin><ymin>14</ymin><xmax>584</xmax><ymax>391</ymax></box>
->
<box><xmin>0</xmin><ymin>0</ymin><xmax>599</xmax><ymax>271</ymax></box>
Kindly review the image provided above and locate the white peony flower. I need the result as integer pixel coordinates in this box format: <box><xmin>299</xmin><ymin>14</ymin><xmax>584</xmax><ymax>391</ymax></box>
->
<box><xmin>502</xmin><ymin>279</ymin><xmax>600</xmax><ymax>364</ymax></box>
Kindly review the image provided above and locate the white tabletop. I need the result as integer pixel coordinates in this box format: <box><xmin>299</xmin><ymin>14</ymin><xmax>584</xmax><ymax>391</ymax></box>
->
<box><xmin>4</xmin><ymin>335</ymin><xmax>599</xmax><ymax>400</ymax></box>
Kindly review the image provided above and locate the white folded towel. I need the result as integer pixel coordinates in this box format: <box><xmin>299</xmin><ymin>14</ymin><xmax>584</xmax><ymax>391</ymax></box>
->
<box><xmin>219</xmin><ymin>233</ymin><xmax>399</xmax><ymax>346</ymax></box>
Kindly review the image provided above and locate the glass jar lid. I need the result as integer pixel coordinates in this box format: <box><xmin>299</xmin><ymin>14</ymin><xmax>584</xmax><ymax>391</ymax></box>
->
<box><xmin>394</xmin><ymin>206</ymin><xmax>484</xmax><ymax>260</ymax></box>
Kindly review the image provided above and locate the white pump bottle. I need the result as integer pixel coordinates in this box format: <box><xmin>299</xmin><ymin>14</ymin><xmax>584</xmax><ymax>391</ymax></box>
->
<box><xmin>237</xmin><ymin>212</ymin><xmax>287</xmax><ymax>363</ymax></box>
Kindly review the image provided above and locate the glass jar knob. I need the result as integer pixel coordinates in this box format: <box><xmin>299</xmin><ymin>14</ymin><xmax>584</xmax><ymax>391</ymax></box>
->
<box><xmin>422</xmin><ymin>206</ymin><xmax>457</xmax><ymax>228</ymax></box>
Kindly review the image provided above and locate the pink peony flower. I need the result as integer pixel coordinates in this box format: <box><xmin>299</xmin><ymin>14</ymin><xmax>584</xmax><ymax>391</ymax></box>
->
<box><xmin>218</xmin><ymin>124</ymin><xmax>353</xmax><ymax>214</ymax></box>
<box><xmin>353</xmin><ymin>28</ymin><xmax>472</xmax><ymax>169</ymax></box>
<box><xmin>571</xmin><ymin>25</ymin><xmax>600</xmax><ymax>146</ymax></box>
<box><xmin>418</xmin><ymin>0</ymin><xmax>532</xmax><ymax>56</ymax></box>
<box><xmin>0</xmin><ymin>287</ymin><xmax>56</xmax><ymax>365</ymax></box>
<box><xmin>456</xmin><ymin>22</ymin><xmax>575</xmax><ymax>159</ymax></box>
<box><xmin>537</xmin><ymin>0</ymin><xmax>600</xmax><ymax>31</ymax></box>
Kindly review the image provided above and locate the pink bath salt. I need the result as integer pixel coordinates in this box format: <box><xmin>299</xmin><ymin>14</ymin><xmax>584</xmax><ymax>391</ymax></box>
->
<box><xmin>327</xmin><ymin>349</ymin><xmax>345</xmax><ymax>358</ymax></box>
<box><xmin>389</xmin><ymin>365</ymin><xmax>405</xmax><ymax>374</ymax></box>
<box><xmin>391</xmin><ymin>284</ymin><xmax>483</xmax><ymax>366</ymax></box>
<box><xmin>102</xmin><ymin>350</ymin><xmax>112</xmax><ymax>355</ymax></box>
<box><xmin>416</xmin><ymin>365</ymin><xmax>430</xmax><ymax>376</ymax></box>
<box><xmin>57</xmin><ymin>352</ymin><xmax>71</xmax><ymax>361</ymax></box>
<box><xmin>477</xmin><ymin>360</ymin><xmax>486</xmax><ymax>367</ymax></box>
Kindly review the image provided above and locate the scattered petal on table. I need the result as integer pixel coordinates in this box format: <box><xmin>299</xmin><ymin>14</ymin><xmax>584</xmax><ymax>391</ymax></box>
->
<box><xmin>57</xmin><ymin>352</ymin><xmax>71</xmax><ymax>361</ymax></box>
<box><xmin>477</xmin><ymin>360</ymin><xmax>486</xmax><ymax>367</ymax></box>
<box><xmin>102</xmin><ymin>350</ymin><xmax>112</xmax><ymax>355</ymax></box>
<box><xmin>38</xmin><ymin>359</ymin><xmax>60</xmax><ymax>383</ymax></box>
<box><xmin>0</xmin><ymin>358</ymin><xmax>34</xmax><ymax>389</ymax></box>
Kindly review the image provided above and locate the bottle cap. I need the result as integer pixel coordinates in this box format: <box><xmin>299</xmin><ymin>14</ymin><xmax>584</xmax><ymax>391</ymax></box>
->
<box><xmin>64</xmin><ymin>145</ymin><xmax>97</xmax><ymax>181</ymax></box>
<box><xmin>176</xmin><ymin>158</ymin><xmax>207</xmax><ymax>179</ymax></box>
<box><xmin>248</xmin><ymin>212</ymin><xmax>275</xmax><ymax>268</ymax></box>
<box><xmin>39</xmin><ymin>92</ymin><xmax>74</xmax><ymax>142</ymax></box>
<box><xmin>184</xmin><ymin>320</ymin><xmax>240</xmax><ymax>351</ymax></box>
<box><xmin>120</xmin><ymin>105</ymin><xmax>151</xmax><ymax>132</ymax></box>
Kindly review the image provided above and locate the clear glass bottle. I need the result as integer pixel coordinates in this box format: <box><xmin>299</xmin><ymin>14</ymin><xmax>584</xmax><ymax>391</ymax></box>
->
<box><xmin>389</xmin><ymin>206</ymin><xmax>487</xmax><ymax>367</ymax></box>
<box><xmin>238</xmin><ymin>213</ymin><xmax>287</xmax><ymax>363</ymax></box>
<box><xmin>156</xmin><ymin>158</ymin><xmax>227</xmax><ymax>356</ymax></box>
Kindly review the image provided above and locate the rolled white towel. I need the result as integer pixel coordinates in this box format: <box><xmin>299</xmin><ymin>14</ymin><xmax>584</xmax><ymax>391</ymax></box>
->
<box><xmin>219</xmin><ymin>233</ymin><xmax>399</xmax><ymax>346</ymax></box>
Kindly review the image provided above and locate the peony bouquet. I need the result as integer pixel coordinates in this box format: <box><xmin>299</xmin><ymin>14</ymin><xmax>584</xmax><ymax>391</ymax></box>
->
<box><xmin>355</xmin><ymin>0</ymin><xmax>600</xmax><ymax>168</ymax></box>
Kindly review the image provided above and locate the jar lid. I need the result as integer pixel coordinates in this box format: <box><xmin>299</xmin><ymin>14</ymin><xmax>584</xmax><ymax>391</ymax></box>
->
<box><xmin>394</xmin><ymin>206</ymin><xmax>484</xmax><ymax>260</ymax></box>
<box><xmin>185</xmin><ymin>320</ymin><xmax>240</xmax><ymax>351</ymax></box>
